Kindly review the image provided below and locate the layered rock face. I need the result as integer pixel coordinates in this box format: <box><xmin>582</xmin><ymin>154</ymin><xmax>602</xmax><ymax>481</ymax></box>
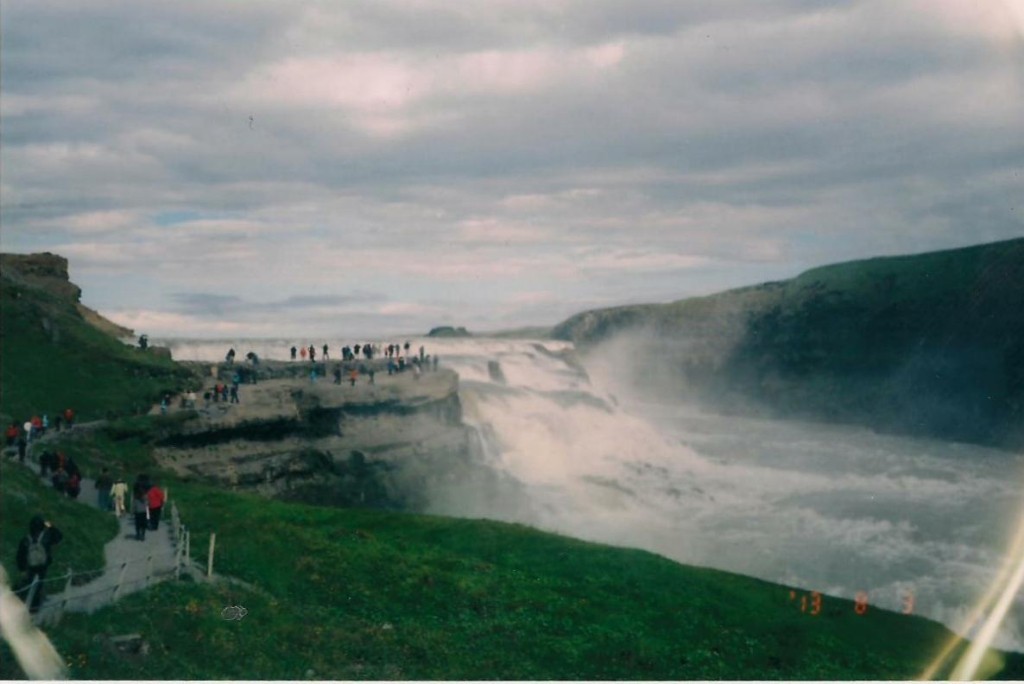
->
<box><xmin>0</xmin><ymin>251</ymin><xmax>135</xmax><ymax>338</ymax></box>
<box><xmin>154</xmin><ymin>363</ymin><xmax>495</xmax><ymax>511</ymax></box>
<box><xmin>0</xmin><ymin>252</ymin><xmax>82</xmax><ymax>302</ymax></box>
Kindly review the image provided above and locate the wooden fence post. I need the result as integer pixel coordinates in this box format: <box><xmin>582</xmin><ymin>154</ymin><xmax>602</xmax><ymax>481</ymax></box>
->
<box><xmin>59</xmin><ymin>567</ymin><xmax>73</xmax><ymax>621</ymax></box>
<box><xmin>185</xmin><ymin>528</ymin><xmax>191</xmax><ymax>569</ymax></box>
<box><xmin>207</xmin><ymin>533</ymin><xmax>216</xmax><ymax>578</ymax></box>
<box><xmin>146</xmin><ymin>554</ymin><xmax>153</xmax><ymax>587</ymax></box>
<box><xmin>175</xmin><ymin>538</ymin><xmax>182</xmax><ymax>580</ymax></box>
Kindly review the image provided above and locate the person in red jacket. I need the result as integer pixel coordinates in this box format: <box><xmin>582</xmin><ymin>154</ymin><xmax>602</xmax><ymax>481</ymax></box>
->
<box><xmin>5</xmin><ymin>422</ymin><xmax>18</xmax><ymax>446</ymax></box>
<box><xmin>63</xmin><ymin>408</ymin><xmax>75</xmax><ymax>429</ymax></box>
<box><xmin>147</xmin><ymin>483</ymin><xmax>165</xmax><ymax>531</ymax></box>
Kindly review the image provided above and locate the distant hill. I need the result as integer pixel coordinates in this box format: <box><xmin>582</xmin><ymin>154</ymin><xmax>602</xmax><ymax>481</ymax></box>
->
<box><xmin>427</xmin><ymin>325</ymin><xmax>472</xmax><ymax>338</ymax></box>
<box><xmin>553</xmin><ymin>238</ymin><xmax>1024</xmax><ymax>449</ymax></box>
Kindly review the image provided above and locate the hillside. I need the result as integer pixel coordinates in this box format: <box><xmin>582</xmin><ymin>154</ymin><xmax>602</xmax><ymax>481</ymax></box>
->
<box><xmin>2</xmin><ymin>251</ymin><xmax>1023</xmax><ymax>680</ymax></box>
<box><xmin>552</xmin><ymin>238</ymin><xmax>1024</xmax><ymax>449</ymax></box>
<box><xmin>0</xmin><ymin>252</ymin><xmax>197</xmax><ymax>425</ymax></box>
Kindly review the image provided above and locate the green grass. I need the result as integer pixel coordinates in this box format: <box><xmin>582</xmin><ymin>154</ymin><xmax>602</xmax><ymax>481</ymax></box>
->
<box><xmin>0</xmin><ymin>278</ymin><xmax>197</xmax><ymax>425</ymax></box>
<box><xmin>0</xmin><ymin>456</ymin><xmax>120</xmax><ymax>680</ymax></box>
<box><xmin>0</xmin><ymin>460</ymin><xmax>117</xmax><ymax>577</ymax></box>
<box><xmin>84</xmin><ymin>478</ymin><xmax>1003</xmax><ymax>680</ymax></box>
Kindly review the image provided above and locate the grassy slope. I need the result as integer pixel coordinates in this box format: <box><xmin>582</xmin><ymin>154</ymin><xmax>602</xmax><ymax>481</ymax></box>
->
<box><xmin>552</xmin><ymin>238</ymin><xmax>1024</xmax><ymax>448</ymax></box>
<box><xmin>0</xmin><ymin>276</ymin><xmax>196</xmax><ymax>425</ymax></box>
<box><xmin>42</xmin><ymin>476</ymin><xmax>1023</xmax><ymax>680</ymax></box>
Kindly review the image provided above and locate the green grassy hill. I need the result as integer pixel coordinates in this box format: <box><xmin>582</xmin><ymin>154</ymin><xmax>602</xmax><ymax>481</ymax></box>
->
<box><xmin>2</xmin><ymin>251</ymin><xmax>1023</xmax><ymax>679</ymax></box>
<box><xmin>0</xmin><ymin>256</ymin><xmax>197</xmax><ymax>426</ymax></box>
<box><xmin>552</xmin><ymin>238</ymin><xmax>1024</xmax><ymax>449</ymax></box>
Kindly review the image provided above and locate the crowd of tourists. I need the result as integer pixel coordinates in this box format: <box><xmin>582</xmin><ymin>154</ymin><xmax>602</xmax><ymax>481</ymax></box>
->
<box><xmin>5</xmin><ymin>408</ymin><xmax>77</xmax><ymax>465</ymax></box>
<box><xmin>289</xmin><ymin>341</ymin><xmax>440</xmax><ymax>385</ymax></box>
<box><xmin>9</xmin><ymin>446</ymin><xmax>166</xmax><ymax>613</ymax></box>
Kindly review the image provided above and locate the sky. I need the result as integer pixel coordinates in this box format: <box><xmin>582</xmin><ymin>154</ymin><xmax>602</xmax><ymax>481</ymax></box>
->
<box><xmin>1</xmin><ymin>0</ymin><xmax>1022</xmax><ymax>339</ymax></box>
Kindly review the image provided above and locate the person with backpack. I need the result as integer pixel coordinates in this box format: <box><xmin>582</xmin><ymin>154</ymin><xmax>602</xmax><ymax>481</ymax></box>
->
<box><xmin>147</xmin><ymin>482</ymin><xmax>166</xmax><ymax>530</ymax></box>
<box><xmin>132</xmin><ymin>485</ymin><xmax>150</xmax><ymax>540</ymax></box>
<box><xmin>16</xmin><ymin>515</ymin><xmax>63</xmax><ymax>612</ymax></box>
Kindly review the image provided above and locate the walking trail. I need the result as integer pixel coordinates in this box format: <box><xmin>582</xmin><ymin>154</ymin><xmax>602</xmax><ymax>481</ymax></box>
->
<box><xmin>19</xmin><ymin>427</ymin><xmax>183</xmax><ymax>624</ymax></box>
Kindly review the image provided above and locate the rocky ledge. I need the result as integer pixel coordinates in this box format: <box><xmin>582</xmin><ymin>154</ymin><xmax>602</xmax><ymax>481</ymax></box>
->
<box><xmin>154</xmin><ymin>361</ymin><xmax>508</xmax><ymax>512</ymax></box>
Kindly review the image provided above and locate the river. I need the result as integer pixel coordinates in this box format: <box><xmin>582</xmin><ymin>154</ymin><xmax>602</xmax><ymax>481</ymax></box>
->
<box><xmin>157</xmin><ymin>335</ymin><xmax>1024</xmax><ymax>652</ymax></box>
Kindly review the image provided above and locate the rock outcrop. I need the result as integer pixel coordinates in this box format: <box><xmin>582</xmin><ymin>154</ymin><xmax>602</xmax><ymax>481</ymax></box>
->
<box><xmin>0</xmin><ymin>252</ymin><xmax>82</xmax><ymax>302</ymax></box>
<box><xmin>0</xmin><ymin>252</ymin><xmax>134</xmax><ymax>338</ymax></box>
<box><xmin>428</xmin><ymin>326</ymin><xmax>472</xmax><ymax>337</ymax></box>
<box><xmin>154</xmin><ymin>363</ymin><xmax>500</xmax><ymax>511</ymax></box>
<box><xmin>552</xmin><ymin>238</ymin><xmax>1024</xmax><ymax>450</ymax></box>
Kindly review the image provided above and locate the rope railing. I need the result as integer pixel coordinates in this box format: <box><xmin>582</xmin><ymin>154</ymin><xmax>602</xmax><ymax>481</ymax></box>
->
<box><xmin>24</xmin><ymin>500</ymin><xmax>197</xmax><ymax>627</ymax></box>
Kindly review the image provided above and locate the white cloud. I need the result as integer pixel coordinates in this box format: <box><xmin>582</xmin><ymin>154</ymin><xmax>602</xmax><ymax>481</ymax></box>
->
<box><xmin>2</xmin><ymin>1</ymin><xmax>1021</xmax><ymax>335</ymax></box>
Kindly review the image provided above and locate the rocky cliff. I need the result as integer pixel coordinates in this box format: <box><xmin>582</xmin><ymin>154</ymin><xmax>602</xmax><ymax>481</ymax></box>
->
<box><xmin>154</xmin><ymin>362</ymin><xmax>510</xmax><ymax>511</ymax></box>
<box><xmin>0</xmin><ymin>251</ymin><xmax>134</xmax><ymax>338</ymax></box>
<box><xmin>553</xmin><ymin>238</ymin><xmax>1024</xmax><ymax>449</ymax></box>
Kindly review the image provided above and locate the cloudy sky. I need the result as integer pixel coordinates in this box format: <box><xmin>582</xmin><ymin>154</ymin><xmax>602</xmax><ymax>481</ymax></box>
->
<box><xmin>2</xmin><ymin>1</ymin><xmax>1022</xmax><ymax>339</ymax></box>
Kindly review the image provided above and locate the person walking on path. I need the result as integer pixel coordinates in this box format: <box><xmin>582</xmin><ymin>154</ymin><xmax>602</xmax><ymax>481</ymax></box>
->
<box><xmin>147</xmin><ymin>483</ymin><xmax>165</xmax><ymax>531</ymax></box>
<box><xmin>95</xmin><ymin>468</ymin><xmax>114</xmax><ymax>511</ymax></box>
<box><xmin>230</xmin><ymin>384</ymin><xmax>240</xmax><ymax>403</ymax></box>
<box><xmin>16</xmin><ymin>435</ymin><xmax>27</xmax><ymax>464</ymax></box>
<box><xmin>5</xmin><ymin>421</ymin><xmax>18</xmax><ymax>447</ymax></box>
<box><xmin>291</xmin><ymin>345</ymin><xmax>298</xmax><ymax>360</ymax></box>
<box><xmin>111</xmin><ymin>477</ymin><xmax>129</xmax><ymax>516</ymax></box>
<box><xmin>63</xmin><ymin>408</ymin><xmax>75</xmax><ymax>429</ymax></box>
<box><xmin>349</xmin><ymin>368</ymin><xmax>358</xmax><ymax>387</ymax></box>
<box><xmin>51</xmin><ymin>468</ymin><xmax>69</xmax><ymax>495</ymax></box>
<box><xmin>322</xmin><ymin>344</ymin><xmax>330</xmax><ymax>360</ymax></box>
<box><xmin>16</xmin><ymin>515</ymin><xmax>63</xmax><ymax>613</ymax></box>
<box><xmin>132</xmin><ymin>485</ymin><xmax>150</xmax><ymax>540</ymax></box>
<box><xmin>66</xmin><ymin>472</ymin><xmax>82</xmax><ymax>499</ymax></box>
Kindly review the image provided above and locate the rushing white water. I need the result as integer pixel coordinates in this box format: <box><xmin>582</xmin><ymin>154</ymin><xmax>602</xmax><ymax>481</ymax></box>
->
<box><xmin>156</xmin><ymin>335</ymin><xmax>1024</xmax><ymax>652</ymax></box>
